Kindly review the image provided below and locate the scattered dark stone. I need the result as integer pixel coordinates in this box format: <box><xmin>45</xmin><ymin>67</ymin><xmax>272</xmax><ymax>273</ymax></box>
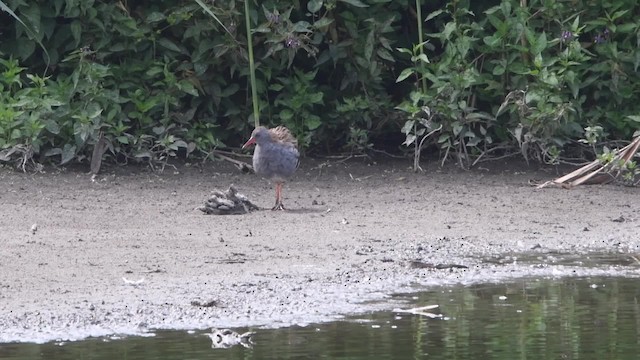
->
<box><xmin>434</xmin><ymin>264</ymin><xmax>468</xmax><ymax>270</ymax></box>
<box><xmin>409</xmin><ymin>261</ymin><xmax>468</xmax><ymax>270</ymax></box>
<box><xmin>380</xmin><ymin>258</ymin><xmax>394</xmax><ymax>263</ymax></box>
<box><xmin>409</xmin><ymin>261</ymin><xmax>435</xmax><ymax>269</ymax></box>
<box><xmin>191</xmin><ymin>299</ymin><xmax>219</xmax><ymax>307</ymax></box>
<box><xmin>612</xmin><ymin>216</ymin><xmax>626</xmax><ymax>223</ymax></box>
<box><xmin>143</xmin><ymin>268</ymin><xmax>164</xmax><ymax>274</ymax></box>
<box><xmin>219</xmin><ymin>259</ymin><xmax>246</xmax><ymax>264</ymax></box>
<box><xmin>583</xmin><ymin>227</ymin><xmax>589</xmax><ymax>231</ymax></box>
<box><xmin>531</xmin><ymin>243</ymin><xmax>542</xmax><ymax>250</ymax></box>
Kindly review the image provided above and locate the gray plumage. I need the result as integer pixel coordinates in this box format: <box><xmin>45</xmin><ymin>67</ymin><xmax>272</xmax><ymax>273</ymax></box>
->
<box><xmin>243</xmin><ymin>126</ymin><xmax>299</xmax><ymax>210</ymax></box>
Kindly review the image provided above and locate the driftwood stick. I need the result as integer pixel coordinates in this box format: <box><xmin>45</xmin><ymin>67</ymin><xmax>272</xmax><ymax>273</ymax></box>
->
<box><xmin>537</xmin><ymin>136</ymin><xmax>640</xmax><ymax>188</ymax></box>
<box><xmin>211</xmin><ymin>150</ymin><xmax>253</xmax><ymax>170</ymax></box>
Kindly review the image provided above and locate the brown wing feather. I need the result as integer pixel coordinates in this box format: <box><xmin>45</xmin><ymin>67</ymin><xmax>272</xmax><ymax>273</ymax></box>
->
<box><xmin>268</xmin><ymin>126</ymin><xmax>298</xmax><ymax>148</ymax></box>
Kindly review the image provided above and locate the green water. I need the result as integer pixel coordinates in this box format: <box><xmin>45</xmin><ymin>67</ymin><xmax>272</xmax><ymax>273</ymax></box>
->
<box><xmin>2</xmin><ymin>276</ymin><xmax>640</xmax><ymax>359</ymax></box>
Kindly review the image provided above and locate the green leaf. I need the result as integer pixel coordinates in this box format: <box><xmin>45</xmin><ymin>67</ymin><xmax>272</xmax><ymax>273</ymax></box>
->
<box><xmin>395</xmin><ymin>101</ymin><xmax>416</xmax><ymax>114</ymax></box>
<box><xmin>70</xmin><ymin>20</ymin><xmax>81</xmax><ymax>47</ymax></box>
<box><xmin>60</xmin><ymin>144</ymin><xmax>76</xmax><ymax>165</ymax></box>
<box><xmin>280</xmin><ymin>109</ymin><xmax>294</xmax><ymax>121</ymax></box>
<box><xmin>610</xmin><ymin>9</ymin><xmax>629</xmax><ymax>21</ymax></box>
<box><xmin>43</xmin><ymin>148</ymin><xmax>62</xmax><ymax>157</ymax></box>
<box><xmin>396</xmin><ymin>68</ymin><xmax>414</xmax><ymax>83</ymax></box>
<box><xmin>45</xmin><ymin>120</ymin><xmax>60</xmax><ymax>135</ymax></box>
<box><xmin>465</xmin><ymin>112</ymin><xmax>494</xmax><ymax>121</ymax></box>
<box><xmin>11</xmin><ymin>129</ymin><xmax>22</xmax><ymax>140</ymax></box>
<box><xmin>193</xmin><ymin>0</ymin><xmax>235</xmax><ymax>38</ymax></box>
<box><xmin>253</xmin><ymin>24</ymin><xmax>271</xmax><ymax>33</ymax></box>
<box><xmin>157</xmin><ymin>38</ymin><xmax>183</xmax><ymax>53</ymax></box>
<box><xmin>221</xmin><ymin>83</ymin><xmax>240</xmax><ymax>97</ymax></box>
<box><xmin>308</xmin><ymin>92</ymin><xmax>324</xmax><ymax>104</ymax></box>
<box><xmin>376</xmin><ymin>48</ymin><xmax>395</xmax><ymax>62</ymax></box>
<box><xmin>453</xmin><ymin>122</ymin><xmax>464</xmax><ymax>136</ymax></box>
<box><xmin>413</xmin><ymin>53</ymin><xmax>429</xmax><ymax>64</ymax></box>
<box><xmin>571</xmin><ymin>16</ymin><xmax>580</xmax><ymax>32</ymax></box>
<box><xmin>306</xmin><ymin>116</ymin><xmax>322</xmax><ymax>130</ymax></box>
<box><xmin>313</xmin><ymin>17</ymin><xmax>334</xmax><ymax>28</ymax></box>
<box><xmin>531</xmin><ymin>32</ymin><xmax>547</xmax><ymax>55</ymax></box>
<box><xmin>617</xmin><ymin>23</ymin><xmax>636</xmax><ymax>33</ymax></box>
<box><xmin>20</xmin><ymin>5</ymin><xmax>42</xmax><ymax>39</ymax></box>
<box><xmin>442</xmin><ymin>22</ymin><xmax>456</xmax><ymax>41</ymax></box>
<box><xmin>292</xmin><ymin>21</ymin><xmax>312</xmax><ymax>33</ymax></box>
<box><xmin>134</xmin><ymin>151</ymin><xmax>152</xmax><ymax>159</ymax></box>
<box><xmin>401</xmin><ymin>120</ymin><xmax>415</xmax><ymax>134</ymax></box>
<box><xmin>173</xmin><ymin>140</ymin><xmax>188</xmax><ymax>148</ymax></box>
<box><xmin>438</xmin><ymin>133</ymin><xmax>450</xmax><ymax>144</ymax></box>
<box><xmin>146</xmin><ymin>12</ymin><xmax>166</xmax><ymax>23</ymax></box>
<box><xmin>425</xmin><ymin>9</ymin><xmax>444</xmax><ymax>22</ymax></box>
<box><xmin>484</xmin><ymin>5</ymin><xmax>500</xmax><ymax>15</ymax></box>
<box><xmin>0</xmin><ymin>1</ymin><xmax>50</xmax><ymax>66</ymax></box>
<box><xmin>483</xmin><ymin>35</ymin><xmax>501</xmax><ymax>48</ymax></box>
<box><xmin>533</xmin><ymin>53</ymin><xmax>543</xmax><ymax>69</ymax></box>
<box><xmin>88</xmin><ymin>107</ymin><xmax>103</xmax><ymax>120</ymax></box>
<box><xmin>308</xmin><ymin>0</ymin><xmax>323</xmax><ymax>13</ymax></box>
<box><xmin>337</xmin><ymin>0</ymin><xmax>369</xmax><ymax>8</ymax></box>
<box><xmin>403</xmin><ymin>134</ymin><xmax>416</xmax><ymax>146</ymax></box>
<box><xmin>152</xmin><ymin>126</ymin><xmax>165</xmax><ymax>135</ymax></box>
<box><xmin>364</xmin><ymin>28</ymin><xmax>374</xmax><ymax>62</ymax></box>
<box><xmin>492</xmin><ymin>64</ymin><xmax>505</xmax><ymax>76</ymax></box>
<box><xmin>378</xmin><ymin>36</ymin><xmax>392</xmax><ymax>50</ymax></box>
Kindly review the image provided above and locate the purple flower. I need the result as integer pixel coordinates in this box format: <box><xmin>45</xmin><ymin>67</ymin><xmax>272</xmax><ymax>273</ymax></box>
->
<box><xmin>561</xmin><ymin>30</ymin><xmax>573</xmax><ymax>42</ymax></box>
<box><xmin>594</xmin><ymin>28</ymin><xmax>610</xmax><ymax>44</ymax></box>
<box><xmin>266</xmin><ymin>12</ymin><xmax>280</xmax><ymax>24</ymax></box>
<box><xmin>285</xmin><ymin>36</ymin><xmax>301</xmax><ymax>49</ymax></box>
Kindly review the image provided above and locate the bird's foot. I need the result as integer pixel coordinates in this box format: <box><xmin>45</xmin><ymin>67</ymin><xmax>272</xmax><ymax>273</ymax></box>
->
<box><xmin>271</xmin><ymin>202</ymin><xmax>286</xmax><ymax>211</ymax></box>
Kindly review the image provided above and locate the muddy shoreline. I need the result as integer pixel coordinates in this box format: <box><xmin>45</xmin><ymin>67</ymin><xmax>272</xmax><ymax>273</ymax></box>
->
<box><xmin>0</xmin><ymin>159</ymin><xmax>637</xmax><ymax>344</ymax></box>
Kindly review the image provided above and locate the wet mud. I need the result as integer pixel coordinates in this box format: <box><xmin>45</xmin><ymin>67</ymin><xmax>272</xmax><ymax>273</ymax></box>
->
<box><xmin>0</xmin><ymin>159</ymin><xmax>637</xmax><ymax>343</ymax></box>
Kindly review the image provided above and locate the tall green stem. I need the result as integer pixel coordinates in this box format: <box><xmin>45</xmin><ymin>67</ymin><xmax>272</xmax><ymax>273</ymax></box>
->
<box><xmin>244</xmin><ymin>0</ymin><xmax>259</xmax><ymax>128</ymax></box>
<box><xmin>415</xmin><ymin>0</ymin><xmax>426</xmax><ymax>94</ymax></box>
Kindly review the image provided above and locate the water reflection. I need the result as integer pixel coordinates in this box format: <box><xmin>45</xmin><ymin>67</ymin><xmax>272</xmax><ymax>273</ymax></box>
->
<box><xmin>1</xmin><ymin>277</ymin><xmax>640</xmax><ymax>360</ymax></box>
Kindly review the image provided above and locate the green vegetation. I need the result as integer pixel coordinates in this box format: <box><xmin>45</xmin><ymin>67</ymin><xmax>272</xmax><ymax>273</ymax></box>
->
<box><xmin>1</xmin><ymin>0</ymin><xmax>639</xmax><ymax>170</ymax></box>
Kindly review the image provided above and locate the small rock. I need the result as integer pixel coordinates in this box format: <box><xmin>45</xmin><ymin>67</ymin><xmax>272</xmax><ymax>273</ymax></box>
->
<box><xmin>30</xmin><ymin>224</ymin><xmax>38</xmax><ymax>235</ymax></box>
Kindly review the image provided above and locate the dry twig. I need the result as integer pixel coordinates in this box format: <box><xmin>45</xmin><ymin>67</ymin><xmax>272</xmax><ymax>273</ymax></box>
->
<box><xmin>537</xmin><ymin>136</ymin><xmax>640</xmax><ymax>188</ymax></box>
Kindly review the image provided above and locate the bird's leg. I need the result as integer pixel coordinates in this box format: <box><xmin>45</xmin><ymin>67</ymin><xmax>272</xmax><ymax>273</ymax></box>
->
<box><xmin>272</xmin><ymin>182</ymin><xmax>286</xmax><ymax>210</ymax></box>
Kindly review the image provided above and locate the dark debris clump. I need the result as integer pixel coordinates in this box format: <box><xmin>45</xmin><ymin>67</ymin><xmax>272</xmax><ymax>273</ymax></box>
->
<box><xmin>198</xmin><ymin>185</ymin><xmax>259</xmax><ymax>215</ymax></box>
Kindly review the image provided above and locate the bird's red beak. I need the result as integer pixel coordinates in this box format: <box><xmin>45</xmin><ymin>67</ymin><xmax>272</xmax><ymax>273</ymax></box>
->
<box><xmin>242</xmin><ymin>137</ymin><xmax>256</xmax><ymax>149</ymax></box>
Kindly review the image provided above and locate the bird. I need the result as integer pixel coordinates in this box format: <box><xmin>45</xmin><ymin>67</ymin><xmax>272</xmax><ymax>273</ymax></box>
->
<box><xmin>242</xmin><ymin>126</ymin><xmax>299</xmax><ymax>210</ymax></box>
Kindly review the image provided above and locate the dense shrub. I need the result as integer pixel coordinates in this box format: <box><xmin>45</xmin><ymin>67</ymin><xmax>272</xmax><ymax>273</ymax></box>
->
<box><xmin>0</xmin><ymin>0</ymin><xmax>639</xmax><ymax>169</ymax></box>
